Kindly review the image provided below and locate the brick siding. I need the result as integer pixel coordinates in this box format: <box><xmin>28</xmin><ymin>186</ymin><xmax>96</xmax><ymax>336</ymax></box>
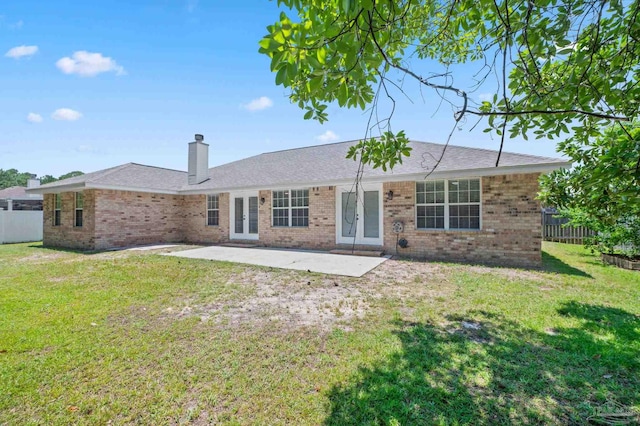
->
<box><xmin>43</xmin><ymin>191</ymin><xmax>95</xmax><ymax>250</ymax></box>
<box><xmin>256</xmin><ymin>186</ymin><xmax>335</xmax><ymax>249</ymax></box>
<box><xmin>42</xmin><ymin>173</ymin><xmax>542</xmax><ymax>266</ymax></box>
<box><xmin>92</xmin><ymin>190</ymin><xmax>184</xmax><ymax>250</ymax></box>
<box><xmin>382</xmin><ymin>173</ymin><xmax>542</xmax><ymax>267</ymax></box>
<box><xmin>182</xmin><ymin>193</ymin><xmax>229</xmax><ymax>244</ymax></box>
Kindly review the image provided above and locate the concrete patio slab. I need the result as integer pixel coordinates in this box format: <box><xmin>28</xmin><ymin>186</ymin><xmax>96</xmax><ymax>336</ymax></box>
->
<box><xmin>162</xmin><ymin>246</ymin><xmax>390</xmax><ymax>277</ymax></box>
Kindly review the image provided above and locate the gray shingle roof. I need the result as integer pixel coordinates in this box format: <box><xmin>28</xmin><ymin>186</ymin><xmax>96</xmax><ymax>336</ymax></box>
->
<box><xmin>186</xmin><ymin>140</ymin><xmax>567</xmax><ymax>191</ymax></box>
<box><xmin>31</xmin><ymin>140</ymin><xmax>568</xmax><ymax>194</ymax></box>
<box><xmin>0</xmin><ymin>186</ymin><xmax>42</xmax><ymax>200</ymax></box>
<box><xmin>34</xmin><ymin>163</ymin><xmax>187</xmax><ymax>192</ymax></box>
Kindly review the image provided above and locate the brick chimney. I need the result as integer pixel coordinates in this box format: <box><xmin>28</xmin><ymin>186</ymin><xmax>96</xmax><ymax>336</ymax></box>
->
<box><xmin>188</xmin><ymin>134</ymin><xmax>209</xmax><ymax>185</ymax></box>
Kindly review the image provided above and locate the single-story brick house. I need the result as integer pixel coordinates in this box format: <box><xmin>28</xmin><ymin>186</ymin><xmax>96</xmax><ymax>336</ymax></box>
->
<box><xmin>27</xmin><ymin>135</ymin><xmax>569</xmax><ymax>267</ymax></box>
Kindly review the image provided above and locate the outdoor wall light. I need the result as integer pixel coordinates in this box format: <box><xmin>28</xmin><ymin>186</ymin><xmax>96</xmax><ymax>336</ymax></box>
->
<box><xmin>260</xmin><ymin>197</ymin><xmax>266</xmax><ymax>205</ymax></box>
<box><xmin>386</xmin><ymin>190</ymin><xmax>394</xmax><ymax>201</ymax></box>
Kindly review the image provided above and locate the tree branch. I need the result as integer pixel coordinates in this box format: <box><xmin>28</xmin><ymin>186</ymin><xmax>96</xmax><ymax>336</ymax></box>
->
<box><xmin>467</xmin><ymin>109</ymin><xmax>630</xmax><ymax>121</ymax></box>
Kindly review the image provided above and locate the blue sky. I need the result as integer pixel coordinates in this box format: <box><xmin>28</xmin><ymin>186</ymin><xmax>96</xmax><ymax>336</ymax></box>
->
<box><xmin>1</xmin><ymin>0</ymin><xmax>563</xmax><ymax>177</ymax></box>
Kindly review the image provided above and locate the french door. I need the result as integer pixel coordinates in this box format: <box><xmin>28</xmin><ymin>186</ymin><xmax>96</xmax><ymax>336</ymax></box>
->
<box><xmin>229</xmin><ymin>192</ymin><xmax>259</xmax><ymax>240</ymax></box>
<box><xmin>336</xmin><ymin>183</ymin><xmax>383</xmax><ymax>245</ymax></box>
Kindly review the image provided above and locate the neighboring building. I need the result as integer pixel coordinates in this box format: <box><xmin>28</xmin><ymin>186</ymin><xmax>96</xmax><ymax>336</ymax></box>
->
<box><xmin>0</xmin><ymin>179</ymin><xmax>43</xmax><ymax>211</ymax></box>
<box><xmin>27</xmin><ymin>135</ymin><xmax>569</xmax><ymax>267</ymax></box>
<box><xmin>0</xmin><ymin>179</ymin><xmax>43</xmax><ymax>244</ymax></box>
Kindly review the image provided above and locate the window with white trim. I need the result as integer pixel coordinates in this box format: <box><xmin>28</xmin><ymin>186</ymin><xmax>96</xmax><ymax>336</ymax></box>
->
<box><xmin>272</xmin><ymin>189</ymin><xmax>309</xmax><ymax>227</ymax></box>
<box><xmin>207</xmin><ymin>194</ymin><xmax>219</xmax><ymax>226</ymax></box>
<box><xmin>54</xmin><ymin>193</ymin><xmax>61</xmax><ymax>226</ymax></box>
<box><xmin>416</xmin><ymin>179</ymin><xmax>481</xmax><ymax>230</ymax></box>
<box><xmin>74</xmin><ymin>192</ymin><xmax>83</xmax><ymax>227</ymax></box>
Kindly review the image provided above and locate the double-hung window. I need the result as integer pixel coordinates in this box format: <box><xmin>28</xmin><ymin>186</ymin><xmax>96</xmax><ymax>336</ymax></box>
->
<box><xmin>74</xmin><ymin>192</ymin><xmax>83</xmax><ymax>227</ymax></box>
<box><xmin>54</xmin><ymin>194</ymin><xmax>61</xmax><ymax>226</ymax></box>
<box><xmin>272</xmin><ymin>189</ymin><xmax>309</xmax><ymax>227</ymax></box>
<box><xmin>207</xmin><ymin>194</ymin><xmax>219</xmax><ymax>226</ymax></box>
<box><xmin>416</xmin><ymin>179</ymin><xmax>481</xmax><ymax>230</ymax></box>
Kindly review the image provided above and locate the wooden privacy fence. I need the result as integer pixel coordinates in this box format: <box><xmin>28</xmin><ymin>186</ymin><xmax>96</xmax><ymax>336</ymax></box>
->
<box><xmin>541</xmin><ymin>212</ymin><xmax>595</xmax><ymax>244</ymax></box>
<box><xmin>543</xmin><ymin>223</ymin><xmax>595</xmax><ymax>244</ymax></box>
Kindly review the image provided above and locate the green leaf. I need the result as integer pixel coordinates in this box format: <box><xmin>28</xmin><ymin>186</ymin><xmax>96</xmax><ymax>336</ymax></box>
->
<box><xmin>275</xmin><ymin>66</ymin><xmax>287</xmax><ymax>86</ymax></box>
<box><xmin>316</xmin><ymin>47</ymin><xmax>327</xmax><ymax>65</ymax></box>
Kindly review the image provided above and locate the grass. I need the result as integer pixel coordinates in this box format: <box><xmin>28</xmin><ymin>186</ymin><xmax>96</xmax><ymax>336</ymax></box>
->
<box><xmin>0</xmin><ymin>242</ymin><xmax>638</xmax><ymax>425</ymax></box>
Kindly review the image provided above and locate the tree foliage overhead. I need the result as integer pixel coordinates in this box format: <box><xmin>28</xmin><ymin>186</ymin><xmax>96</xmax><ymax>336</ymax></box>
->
<box><xmin>539</xmin><ymin>123</ymin><xmax>640</xmax><ymax>255</ymax></box>
<box><xmin>260</xmin><ymin>0</ymin><xmax>640</xmax><ymax>169</ymax></box>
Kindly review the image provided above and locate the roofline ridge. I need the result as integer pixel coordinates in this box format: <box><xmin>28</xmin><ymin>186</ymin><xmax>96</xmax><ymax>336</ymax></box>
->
<box><xmin>259</xmin><ymin>139</ymin><xmax>361</xmax><ymax>155</ymax></box>
<box><xmin>85</xmin><ymin>162</ymin><xmax>135</xmax><ymax>183</ymax></box>
<box><xmin>205</xmin><ymin>139</ymin><xmax>363</xmax><ymax>172</ymax></box>
<box><xmin>128</xmin><ymin>162</ymin><xmax>187</xmax><ymax>173</ymax></box>
<box><xmin>260</xmin><ymin>139</ymin><xmax>564</xmax><ymax>162</ymax></box>
<box><xmin>410</xmin><ymin>140</ymin><xmax>566</xmax><ymax>161</ymax></box>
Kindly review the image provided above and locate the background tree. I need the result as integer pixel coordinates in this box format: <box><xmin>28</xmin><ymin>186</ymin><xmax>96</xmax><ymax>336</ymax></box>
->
<box><xmin>39</xmin><ymin>175</ymin><xmax>57</xmax><ymax>185</ymax></box>
<box><xmin>260</xmin><ymin>0</ymin><xmax>639</xmax><ymax>171</ymax></box>
<box><xmin>539</xmin><ymin>123</ymin><xmax>640</xmax><ymax>256</ymax></box>
<box><xmin>0</xmin><ymin>169</ymin><xmax>35</xmax><ymax>190</ymax></box>
<box><xmin>58</xmin><ymin>171</ymin><xmax>84</xmax><ymax>181</ymax></box>
<box><xmin>0</xmin><ymin>170</ymin><xmax>84</xmax><ymax>190</ymax></box>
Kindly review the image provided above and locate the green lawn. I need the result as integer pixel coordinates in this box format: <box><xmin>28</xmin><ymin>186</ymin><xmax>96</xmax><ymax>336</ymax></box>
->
<box><xmin>1</xmin><ymin>242</ymin><xmax>638</xmax><ymax>425</ymax></box>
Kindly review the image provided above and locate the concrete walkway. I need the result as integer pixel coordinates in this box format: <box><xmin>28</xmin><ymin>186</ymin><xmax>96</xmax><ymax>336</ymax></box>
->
<box><xmin>163</xmin><ymin>246</ymin><xmax>389</xmax><ymax>277</ymax></box>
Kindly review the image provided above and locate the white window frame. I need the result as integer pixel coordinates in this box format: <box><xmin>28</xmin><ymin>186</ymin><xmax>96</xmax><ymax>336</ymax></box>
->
<box><xmin>206</xmin><ymin>194</ymin><xmax>219</xmax><ymax>226</ymax></box>
<box><xmin>54</xmin><ymin>193</ymin><xmax>62</xmax><ymax>226</ymax></box>
<box><xmin>415</xmin><ymin>178</ymin><xmax>482</xmax><ymax>230</ymax></box>
<box><xmin>74</xmin><ymin>192</ymin><xmax>83</xmax><ymax>228</ymax></box>
<box><xmin>271</xmin><ymin>189</ymin><xmax>309</xmax><ymax>228</ymax></box>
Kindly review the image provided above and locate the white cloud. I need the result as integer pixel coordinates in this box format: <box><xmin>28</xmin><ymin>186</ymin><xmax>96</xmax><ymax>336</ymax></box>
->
<box><xmin>27</xmin><ymin>112</ymin><xmax>42</xmax><ymax>123</ymax></box>
<box><xmin>56</xmin><ymin>51</ymin><xmax>125</xmax><ymax>77</ymax></box>
<box><xmin>242</xmin><ymin>96</ymin><xmax>273</xmax><ymax>111</ymax></box>
<box><xmin>5</xmin><ymin>45</ymin><xmax>38</xmax><ymax>59</ymax></box>
<box><xmin>52</xmin><ymin>108</ymin><xmax>82</xmax><ymax>121</ymax></box>
<box><xmin>10</xmin><ymin>20</ymin><xmax>23</xmax><ymax>29</ymax></box>
<box><xmin>316</xmin><ymin>130</ymin><xmax>339</xmax><ymax>143</ymax></box>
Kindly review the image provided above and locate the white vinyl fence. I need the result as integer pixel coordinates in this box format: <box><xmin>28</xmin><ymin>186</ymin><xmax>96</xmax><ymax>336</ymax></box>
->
<box><xmin>0</xmin><ymin>210</ymin><xmax>43</xmax><ymax>244</ymax></box>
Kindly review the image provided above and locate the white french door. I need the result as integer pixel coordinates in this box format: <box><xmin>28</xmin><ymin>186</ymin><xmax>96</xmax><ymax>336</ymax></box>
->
<box><xmin>229</xmin><ymin>192</ymin><xmax>259</xmax><ymax>240</ymax></box>
<box><xmin>336</xmin><ymin>183</ymin><xmax>383</xmax><ymax>245</ymax></box>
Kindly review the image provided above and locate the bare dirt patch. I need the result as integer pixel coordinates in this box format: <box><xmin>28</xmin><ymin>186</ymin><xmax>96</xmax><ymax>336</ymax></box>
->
<box><xmin>11</xmin><ymin>251</ymin><xmax>73</xmax><ymax>264</ymax></box>
<box><xmin>161</xmin><ymin>258</ymin><xmax>469</xmax><ymax>331</ymax></box>
<box><xmin>165</xmin><ymin>269</ymin><xmax>370</xmax><ymax>331</ymax></box>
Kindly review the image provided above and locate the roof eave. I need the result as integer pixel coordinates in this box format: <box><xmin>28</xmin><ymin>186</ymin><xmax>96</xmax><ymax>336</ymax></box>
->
<box><xmin>178</xmin><ymin>161</ymin><xmax>571</xmax><ymax>194</ymax></box>
<box><xmin>26</xmin><ymin>182</ymin><xmax>87</xmax><ymax>194</ymax></box>
<box><xmin>26</xmin><ymin>182</ymin><xmax>181</xmax><ymax>195</ymax></box>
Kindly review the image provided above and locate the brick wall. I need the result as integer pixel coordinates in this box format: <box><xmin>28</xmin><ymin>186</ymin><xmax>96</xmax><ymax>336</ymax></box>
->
<box><xmin>41</xmin><ymin>174</ymin><xmax>542</xmax><ymax>267</ymax></box>
<box><xmin>257</xmin><ymin>186</ymin><xmax>336</xmax><ymax>249</ymax></box>
<box><xmin>92</xmin><ymin>190</ymin><xmax>184</xmax><ymax>250</ymax></box>
<box><xmin>182</xmin><ymin>193</ymin><xmax>229</xmax><ymax>244</ymax></box>
<box><xmin>43</xmin><ymin>191</ymin><xmax>96</xmax><ymax>250</ymax></box>
<box><xmin>383</xmin><ymin>173</ymin><xmax>542</xmax><ymax>267</ymax></box>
